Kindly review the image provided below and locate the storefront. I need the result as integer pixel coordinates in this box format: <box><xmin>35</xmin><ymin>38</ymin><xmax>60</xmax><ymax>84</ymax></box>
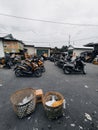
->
<box><xmin>35</xmin><ymin>47</ymin><xmax>51</xmax><ymax>57</ymax></box>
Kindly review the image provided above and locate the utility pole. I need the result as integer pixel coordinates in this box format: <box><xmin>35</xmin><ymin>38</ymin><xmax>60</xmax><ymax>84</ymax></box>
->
<box><xmin>73</xmin><ymin>41</ymin><xmax>75</xmax><ymax>45</ymax></box>
<box><xmin>68</xmin><ymin>34</ymin><xmax>71</xmax><ymax>46</ymax></box>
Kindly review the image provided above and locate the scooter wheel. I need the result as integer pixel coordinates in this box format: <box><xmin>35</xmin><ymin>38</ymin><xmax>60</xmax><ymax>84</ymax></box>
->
<box><xmin>83</xmin><ymin>65</ymin><xmax>87</xmax><ymax>74</ymax></box>
<box><xmin>63</xmin><ymin>67</ymin><xmax>71</xmax><ymax>74</ymax></box>
<box><xmin>41</xmin><ymin>66</ymin><xmax>45</xmax><ymax>72</ymax></box>
<box><xmin>15</xmin><ymin>69</ymin><xmax>21</xmax><ymax>77</ymax></box>
<box><xmin>54</xmin><ymin>61</ymin><xmax>58</xmax><ymax>66</ymax></box>
<box><xmin>83</xmin><ymin>67</ymin><xmax>87</xmax><ymax>74</ymax></box>
<box><xmin>34</xmin><ymin>69</ymin><xmax>42</xmax><ymax>77</ymax></box>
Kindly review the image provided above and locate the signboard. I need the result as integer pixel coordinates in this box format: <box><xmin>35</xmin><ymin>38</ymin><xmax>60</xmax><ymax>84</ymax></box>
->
<box><xmin>0</xmin><ymin>41</ymin><xmax>5</xmax><ymax>58</ymax></box>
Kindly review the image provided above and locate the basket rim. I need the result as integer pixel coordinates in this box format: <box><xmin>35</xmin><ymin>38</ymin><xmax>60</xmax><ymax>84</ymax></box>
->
<box><xmin>10</xmin><ymin>88</ymin><xmax>36</xmax><ymax>105</ymax></box>
<box><xmin>42</xmin><ymin>91</ymin><xmax>64</xmax><ymax>108</ymax></box>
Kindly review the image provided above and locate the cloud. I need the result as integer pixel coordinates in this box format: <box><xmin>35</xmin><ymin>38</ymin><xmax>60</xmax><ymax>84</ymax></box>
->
<box><xmin>0</xmin><ymin>0</ymin><xmax>98</xmax><ymax>47</ymax></box>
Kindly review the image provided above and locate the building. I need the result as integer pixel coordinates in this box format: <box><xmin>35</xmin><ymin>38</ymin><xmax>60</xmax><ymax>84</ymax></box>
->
<box><xmin>68</xmin><ymin>45</ymin><xmax>93</xmax><ymax>56</ymax></box>
<box><xmin>35</xmin><ymin>47</ymin><xmax>51</xmax><ymax>57</ymax></box>
<box><xmin>0</xmin><ymin>34</ymin><xmax>51</xmax><ymax>59</ymax></box>
<box><xmin>0</xmin><ymin>34</ymin><xmax>24</xmax><ymax>58</ymax></box>
<box><xmin>84</xmin><ymin>42</ymin><xmax>98</xmax><ymax>55</ymax></box>
<box><xmin>84</xmin><ymin>42</ymin><xmax>98</xmax><ymax>50</ymax></box>
<box><xmin>3</xmin><ymin>34</ymin><xmax>24</xmax><ymax>53</ymax></box>
<box><xmin>24</xmin><ymin>45</ymin><xmax>35</xmax><ymax>55</ymax></box>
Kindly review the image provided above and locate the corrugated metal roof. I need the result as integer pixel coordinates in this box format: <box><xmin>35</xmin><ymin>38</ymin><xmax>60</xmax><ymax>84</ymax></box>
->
<box><xmin>24</xmin><ymin>44</ymin><xmax>34</xmax><ymax>47</ymax></box>
<box><xmin>3</xmin><ymin>34</ymin><xmax>14</xmax><ymax>40</ymax></box>
<box><xmin>84</xmin><ymin>42</ymin><xmax>98</xmax><ymax>47</ymax></box>
<box><xmin>0</xmin><ymin>33</ymin><xmax>25</xmax><ymax>45</ymax></box>
<box><xmin>69</xmin><ymin>45</ymin><xmax>93</xmax><ymax>50</ymax></box>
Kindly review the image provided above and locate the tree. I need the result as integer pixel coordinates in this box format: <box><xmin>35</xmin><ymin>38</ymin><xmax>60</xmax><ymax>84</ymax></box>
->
<box><xmin>60</xmin><ymin>46</ymin><xmax>68</xmax><ymax>52</ymax></box>
<box><xmin>54</xmin><ymin>47</ymin><xmax>60</xmax><ymax>53</ymax></box>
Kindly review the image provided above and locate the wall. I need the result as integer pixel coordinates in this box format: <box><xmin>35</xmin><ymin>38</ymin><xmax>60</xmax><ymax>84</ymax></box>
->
<box><xmin>25</xmin><ymin>46</ymin><xmax>35</xmax><ymax>55</ymax></box>
<box><xmin>3</xmin><ymin>41</ymin><xmax>24</xmax><ymax>53</ymax></box>
<box><xmin>18</xmin><ymin>42</ymin><xmax>24</xmax><ymax>50</ymax></box>
<box><xmin>73</xmin><ymin>49</ymin><xmax>93</xmax><ymax>56</ymax></box>
<box><xmin>0</xmin><ymin>40</ymin><xmax>5</xmax><ymax>58</ymax></box>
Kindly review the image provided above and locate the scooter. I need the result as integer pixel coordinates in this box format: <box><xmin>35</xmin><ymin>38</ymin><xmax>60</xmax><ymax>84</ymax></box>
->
<box><xmin>32</xmin><ymin>59</ymin><xmax>45</xmax><ymax>72</ymax></box>
<box><xmin>4</xmin><ymin>59</ymin><xmax>13</xmax><ymax>69</ymax></box>
<box><xmin>14</xmin><ymin>60</ymin><xmax>42</xmax><ymax>77</ymax></box>
<box><xmin>63</xmin><ymin>57</ymin><xmax>86</xmax><ymax>74</ymax></box>
<box><xmin>56</xmin><ymin>59</ymin><xmax>67</xmax><ymax>68</ymax></box>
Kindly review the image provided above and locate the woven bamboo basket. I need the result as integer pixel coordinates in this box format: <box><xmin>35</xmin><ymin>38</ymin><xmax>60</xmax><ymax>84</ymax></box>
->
<box><xmin>43</xmin><ymin>91</ymin><xmax>64</xmax><ymax>120</ymax></box>
<box><xmin>10</xmin><ymin>88</ymin><xmax>36</xmax><ymax>118</ymax></box>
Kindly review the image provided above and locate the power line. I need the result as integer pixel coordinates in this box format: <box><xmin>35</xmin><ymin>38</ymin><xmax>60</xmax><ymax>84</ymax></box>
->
<box><xmin>71</xmin><ymin>36</ymin><xmax>98</xmax><ymax>42</ymax></box>
<box><xmin>23</xmin><ymin>36</ymin><xmax>98</xmax><ymax>43</ymax></box>
<box><xmin>23</xmin><ymin>40</ymin><xmax>69</xmax><ymax>43</ymax></box>
<box><xmin>0</xmin><ymin>13</ymin><xmax>98</xmax><ymax>27</ymax></box>
<box><xmin>0</xmin><ymin>33</ymin><xmax>8</xmax><ymax>34</ymax></box>
<box><xmin>0</xmin><ymin>32</ymin><xmax>98</xmax><ymax>43</ymax></box>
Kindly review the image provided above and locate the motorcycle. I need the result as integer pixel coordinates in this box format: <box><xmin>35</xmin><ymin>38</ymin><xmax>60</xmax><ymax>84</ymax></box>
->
<box><xmin>14</xmin><ymin>59</ymin><xmax>42</xmax><ymax>77</ymax></box>
<box><xmin>55</xmin><ymin>59</ymin><xmax>67</xmax><ymax>68</ymax></box>
<box><xmin>63</xmin><ymin>57</ymin><xmax>86</xmax><ymax>74</ymax></box>
<box><xmin>33</xmin><ymin>59</ymin><xmax>45</xmax><ymax>72</ymax></box>
<box><xmin>4</xmin><ymin>59</ymin><xmax>13</xmax><ymax>69</ymax></box>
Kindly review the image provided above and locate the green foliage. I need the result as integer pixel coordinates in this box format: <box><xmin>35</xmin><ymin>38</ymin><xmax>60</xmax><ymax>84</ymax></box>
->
<box><xmin>60</xmin><ymin>46</ymin><xmax>68</xmax><ymax>52</ymax></box>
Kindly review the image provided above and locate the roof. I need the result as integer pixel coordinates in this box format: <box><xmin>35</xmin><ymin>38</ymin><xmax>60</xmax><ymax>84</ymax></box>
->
<box><xmin>35</xmin><ymin>46</ymin><xmax>51</xmax><ymax>49</ymax></box>
<box><xmin>68</xmin><ymin>45</ymin><xmax>93</xmax><ymax>50</ymax></box>
<box><xmin>0</xmin><ymin>34</ymin><xmax>24</xmax><ymax>45</ymax></box>
<box><xmin>4</xmin><ymin>34</ymin><xmax>15</xmax><ymax>40</ymax></box>
<box><xmin>84</xmin><ymin>42</ymin><xmax>98</xmax><ymax>47</ymax></box>
<box><xmin>0</xmin><ymin>34</ymin><xmax>15</xmax><ymax>40</ymax></box>
<box><xmin>24</xmin><ymin>44</ymin><xmax>34</xmax><ymax>47</ymax></box>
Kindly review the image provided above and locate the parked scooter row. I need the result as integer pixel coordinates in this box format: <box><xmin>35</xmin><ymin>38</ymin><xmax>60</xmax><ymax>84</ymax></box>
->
<box><xmin>14</xmin><ymin>58</ymin><xmax>45</xmax><ymax>77</ymax></box>
<box><xmin>0</xmin><ymin>54</ymin><xmax>21</xmax><ymax>69</ymax></box>
<box><xmin>54</xmin><ymin>56</ymin><xmax>87</xmax><ymax>74</ymax></box>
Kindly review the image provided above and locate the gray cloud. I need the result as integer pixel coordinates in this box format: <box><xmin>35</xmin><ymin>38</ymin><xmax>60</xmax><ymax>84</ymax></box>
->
<box><xmin>0</xmin><ymin>0</ymin><xmax>98</xmax><ymax>47</ymax></box>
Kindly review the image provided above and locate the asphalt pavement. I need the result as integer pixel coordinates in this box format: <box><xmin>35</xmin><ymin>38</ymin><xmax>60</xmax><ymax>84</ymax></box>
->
<box><xmin>0</xmin><ymin>61</ymin><xmax>98</xmax><ymax>130</ymax></box>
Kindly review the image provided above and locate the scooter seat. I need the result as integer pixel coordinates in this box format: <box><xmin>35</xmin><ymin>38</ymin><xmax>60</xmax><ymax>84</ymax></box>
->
<box><xmin>66</xmin><ymin>62</ymin><xmax>74</xmax><ymax>67</ymax></box>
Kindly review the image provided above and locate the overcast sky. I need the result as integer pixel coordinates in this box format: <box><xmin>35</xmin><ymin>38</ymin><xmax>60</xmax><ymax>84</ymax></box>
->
<box><xmin>0</xmin><ymin>0</ymin><xmax>98</xmax><ymax>48</ymax></box>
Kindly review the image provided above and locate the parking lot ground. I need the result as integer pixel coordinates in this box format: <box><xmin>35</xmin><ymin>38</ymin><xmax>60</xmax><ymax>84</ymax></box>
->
<box><xmin>0</xmin><ymin>61</ymin><xmax>98</xmax><ymax>130</ymax></box>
